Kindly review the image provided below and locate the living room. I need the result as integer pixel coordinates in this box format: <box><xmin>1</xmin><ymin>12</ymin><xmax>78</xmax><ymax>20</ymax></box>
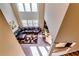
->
<box><xmin>0</xmin><ymin>3</ymin><xmax>53</xmax><ymax>56</ymax></box>
<box><xmin>1</xmin><ymin>3</ymin><xmax>78</xmax><ymax>56</ymax></box>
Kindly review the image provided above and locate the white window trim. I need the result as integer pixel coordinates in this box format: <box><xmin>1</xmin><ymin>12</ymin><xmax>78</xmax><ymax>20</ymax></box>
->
<box><xmin>17</xmin><ymin>3</ymin><xmax>38</xmax><ymax>12</ymax></box>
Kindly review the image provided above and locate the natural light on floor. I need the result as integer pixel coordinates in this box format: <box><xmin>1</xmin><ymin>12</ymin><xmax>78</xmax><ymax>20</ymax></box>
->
<box><xmin>30</xmin><ymin>46</ymin><xmax>50</xmax><ymax>56</ymax></box>
<box><xmin>30</xmin><ymin>46</ymin><xmax>40</xmax><ymax>56</ymax></box>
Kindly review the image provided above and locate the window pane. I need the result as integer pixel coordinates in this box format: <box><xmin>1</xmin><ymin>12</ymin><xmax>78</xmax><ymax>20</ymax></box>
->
<box><xmin>32</xmin><ymin>3</ymin><xmax>38</xmax><ymax>12</ymax></box>
<box><xmin>25</xmin><ymin>3</ymin><xmax>31</xmax><ymax>12</ymax></box>
<box><xmin>17</xmin><ymin>3</ymin><xmax>24</xmax><ymax>11</ymax></box>
<box><xmin>33</xmin><ymin>20</ymin><xmax>38</xmax><ymax>27</ymax></box>
<box><xmin>27</xmin><ymin>20</ymin><xmax>33</xmax><ymax>27</ymax></box>
<box><xmin>21</xmin><ymin>20</ymin><xmax>28</xmax><ymax>27</ymax></box>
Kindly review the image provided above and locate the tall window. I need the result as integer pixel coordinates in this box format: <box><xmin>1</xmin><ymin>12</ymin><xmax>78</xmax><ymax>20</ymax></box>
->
<box><xmin>21</xmin><ymin>20</ymin><xmax>28</xmax><ymax>27</ymax></box>
<box><xmin>28</xmin><ymin>20</ymin><xmax>33</xmax><ymax>27</ymax></box>
<box><xmin>17</xmin><ymin>3</ymin><xmax>38</xmax><ymax>27</ymax></box>
<box><xmin>33</xmin><ymin>20</ymin><xmax>38</xmax><ymax>27</ymax></box>
<box><xmin>31</xmin><ymin>3</ymin><xmax>38</xmax><ymax>12</ymax></box>
<box><xmin>17</xmin><ymin>3</ymin><xmax>24</xmax><ymax>11</ymax></box>
<box><xmin>17</xmin><ymin>3</ymin><xmax>38</xmax><ymax>12</ymax></box>
<box><xmin>22</xmin><ymin>20</ymin><xmax>39</xmax><ymax>27</ymax></box>
<box><xmin>25</xmin><ymin>3</ymin><xmax>31</xmax><ymax>12</ymax></box>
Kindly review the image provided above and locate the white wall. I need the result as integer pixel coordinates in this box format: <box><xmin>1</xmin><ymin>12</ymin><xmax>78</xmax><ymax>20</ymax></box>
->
<box><xmin>44</xmin><ymin>3</ymin><xmax>69</xmax><ymax>41</ymax></box>
<box><xmin>0</xmin><ymin>3</ymin><xmax>18</xmax><ymax>32</ymax></box>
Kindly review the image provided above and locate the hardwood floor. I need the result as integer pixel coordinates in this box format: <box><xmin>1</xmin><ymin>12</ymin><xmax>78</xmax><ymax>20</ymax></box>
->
<box><xmin>21</xmin><ymin>34</ymin><xmax>50</xmax><ymax>56</ymax></box>
<box><xmin>64</xmin><ymin>51</ymin><xmax>79</xmax><ymax>56</ymax></box>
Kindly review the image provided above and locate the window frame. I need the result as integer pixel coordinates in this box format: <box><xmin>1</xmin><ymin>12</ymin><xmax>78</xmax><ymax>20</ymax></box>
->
<box><xmin>17</xmin><ymin>3</ymin><xmax>38</xmax><ymax>12</ymax></box>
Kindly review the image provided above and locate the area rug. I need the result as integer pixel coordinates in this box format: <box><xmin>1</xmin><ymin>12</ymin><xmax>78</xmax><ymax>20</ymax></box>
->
<box><xmin>18</xmin><ymin>35</ymin><xmax>38</xmax><ymax>44</ymax></box>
